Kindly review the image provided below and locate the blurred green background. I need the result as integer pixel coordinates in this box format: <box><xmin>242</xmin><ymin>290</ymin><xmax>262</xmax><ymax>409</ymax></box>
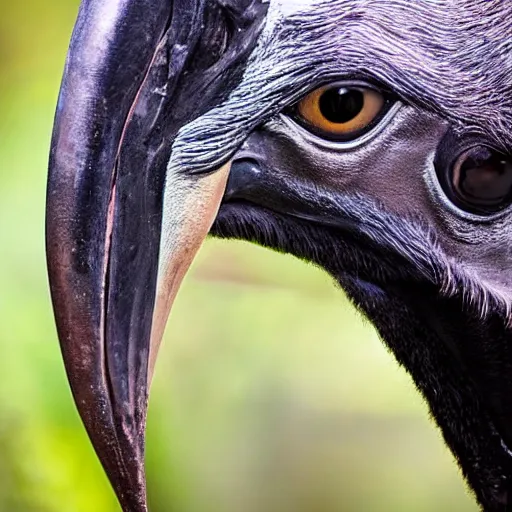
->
<box><xmin>0</xmin><ymin>2</ymin><xmax>477</xmax><ymax>511</ymax></box>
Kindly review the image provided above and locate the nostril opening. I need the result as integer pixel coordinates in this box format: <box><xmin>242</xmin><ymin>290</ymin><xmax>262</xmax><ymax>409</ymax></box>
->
<box><xmin>230</xmin><ymin>157</ymin><xmax>262</xmax><ymax>175</ymax></box>
<box><xmin>225</xmin><ymin>158</ymin><xmax>263</xmax><ymax>200</ymax></box>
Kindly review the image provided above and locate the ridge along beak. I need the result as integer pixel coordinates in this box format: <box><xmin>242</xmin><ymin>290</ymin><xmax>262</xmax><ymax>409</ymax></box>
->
<box><xmin>46</xmin><ymin>1</ymin><xmax>266</xmax><ymax>510</ymax></box>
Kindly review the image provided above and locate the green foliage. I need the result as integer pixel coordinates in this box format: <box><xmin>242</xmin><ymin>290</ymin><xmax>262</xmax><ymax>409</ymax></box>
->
<box><xmin>0</xmin><ymin>1</ymin><xmax>477</xmax><ymax>510</ymax></box>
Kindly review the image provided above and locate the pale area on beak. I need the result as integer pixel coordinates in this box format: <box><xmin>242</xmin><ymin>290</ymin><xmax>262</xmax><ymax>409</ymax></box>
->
<box><xmin>148</xmin><ymin>161</ymin><xmax>231</xmax><ymax>382</ymax></box>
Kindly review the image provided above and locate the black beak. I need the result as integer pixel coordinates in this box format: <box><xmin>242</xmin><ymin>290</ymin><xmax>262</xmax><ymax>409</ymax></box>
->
<box><xmin>46</xmin><ymin>1</ymin><xmax>266</xmax><ymax>510</ymax></box>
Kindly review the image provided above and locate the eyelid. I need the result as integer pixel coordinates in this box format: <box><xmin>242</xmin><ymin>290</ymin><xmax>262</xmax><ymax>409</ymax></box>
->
<box><xmin>280</xmin><ymin>101</ymin><xmax>402</xmax><ymax>151</ymax></box>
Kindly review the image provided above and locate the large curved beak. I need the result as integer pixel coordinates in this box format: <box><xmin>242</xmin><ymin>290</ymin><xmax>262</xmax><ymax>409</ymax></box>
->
<box><xmin>46</xmin><ymin>1</ymin><xmax>266</xmax><ymax>510</ymax></box>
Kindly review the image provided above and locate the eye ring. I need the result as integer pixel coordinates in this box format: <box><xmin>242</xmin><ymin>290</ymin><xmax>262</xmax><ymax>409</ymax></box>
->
<box><xmin>289</xmin><ymin>82</ymin><xmax>395</xmax><ymax>142</ymax></box>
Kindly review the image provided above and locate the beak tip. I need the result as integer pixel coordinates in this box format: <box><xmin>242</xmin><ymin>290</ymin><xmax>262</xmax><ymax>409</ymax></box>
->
<box><xmin>117</xmin><ymin>480</ymin><xmax>148</xmax><ymax>512</ymax></box>
<box><xmin>102</xmin><ymin>443</ymin><xmax>148</xmax><ymax>512</ymax></box>
<box><xmin>103</xmin><ymin>408</ymin><xmax>150</xmax><ymax>511</ymax></box>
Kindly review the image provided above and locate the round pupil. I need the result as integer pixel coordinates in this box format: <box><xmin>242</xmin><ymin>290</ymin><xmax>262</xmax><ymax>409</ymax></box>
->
<box><xmin>319</xmin><ymin>88</ymin><xmax>364</xmax><ymax>124</ymax></box>
<box><xmin>458</xmin><ymin>148</ymin><xmax>512</xmax><ymax>206</ymax></box>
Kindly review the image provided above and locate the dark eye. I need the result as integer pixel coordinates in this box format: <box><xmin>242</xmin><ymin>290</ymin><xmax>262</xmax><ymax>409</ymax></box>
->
<box><xmin>291</xmin><ymin>83</ymin><xmax>393</xmax><ymax>141</ymax></box>
<box><xmin>440</xmin><ymin>146</ymin><xmax>512</xmax><ymax>215</ymax></box>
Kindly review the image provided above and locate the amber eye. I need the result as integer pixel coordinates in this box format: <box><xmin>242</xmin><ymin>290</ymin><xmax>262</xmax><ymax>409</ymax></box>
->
<box><xmin>294</xmin><ymin>84</ymin><xmax>389</xmax><ymax>141</ymax></box>
<box><xmin>447</xmin><ymin>146</ymin><xmax>512</xmax><ymax>215</ymax></box>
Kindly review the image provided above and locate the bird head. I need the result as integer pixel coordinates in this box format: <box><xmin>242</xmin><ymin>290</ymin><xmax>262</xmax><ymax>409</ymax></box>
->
<box><xmin>46</xmin><ymin>0</ymin><xmax>512</xmax><ymax>510</ymax></box>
